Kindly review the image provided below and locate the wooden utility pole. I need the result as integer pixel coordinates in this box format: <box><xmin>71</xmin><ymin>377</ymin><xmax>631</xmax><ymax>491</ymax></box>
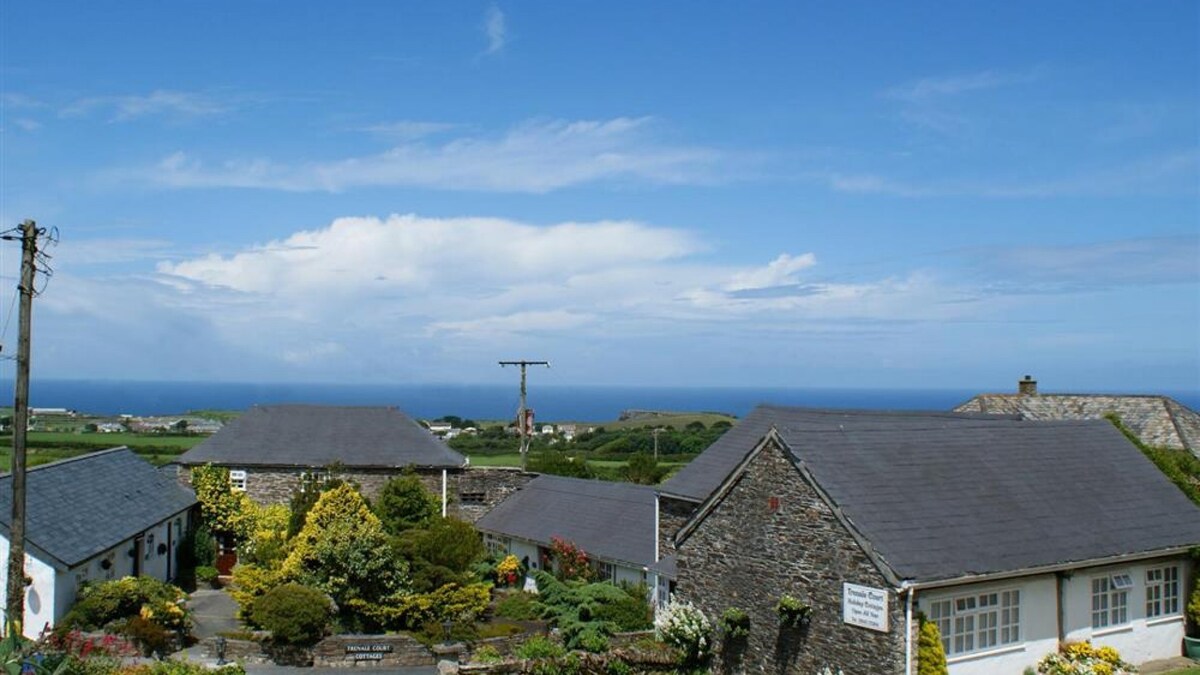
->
<box><xmin>498</xmin><ymin>360</ymin><xmax>549</xmax><ymax>471</ymax></box>
<box><xmin>5</xmin><ymin>220</ymin><xmax>38</xmax><ymax>636</ymax></box>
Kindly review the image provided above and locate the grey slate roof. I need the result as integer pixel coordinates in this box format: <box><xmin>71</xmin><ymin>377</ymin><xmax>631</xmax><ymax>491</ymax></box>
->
<box><xmin>659</xmin><ymin>405</ymin><xmax>1019</xmax><ymax>502</ymax></box>
<box><xmin>955</xmin><ymin>392</ymin><xmax>1200</xmax><ymax>457</ymax></box>
<box><xmin>0</xmin><ymin>448</ymin><xmax>197</xmax><ymax>569</ymax></box>
<box><xmin>681</xmin><ymin>406</ymin><xmax>1200</xmax><ymax>583</ymax></box>
<box><xmin>476</xmin><ymin>475</ymin><xmax>657</xmax><ymax>568</ymax></box>
<box><xmin>178</xmin><ymin>404</ymin><xmax>466</xmax><ymax>469</ymax></box>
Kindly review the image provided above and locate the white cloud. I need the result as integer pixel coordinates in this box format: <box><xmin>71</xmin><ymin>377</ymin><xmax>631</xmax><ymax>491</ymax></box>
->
<box><xmin>724</xmin><ymin>253</ymin><xmax>816</xmax><ymax>291</ymax></box>
<box><xmin>62</xmin><ymin>90</ymin><xmax>229</xmax><ymax>122</ymax></box>
<box><xmin>431</xmin><ymin>310</ymin><xmax>594</xmax><ymax>336</ymax></box>
<box><xmin>484</xmin><ymin>6</ymin><xmax>507</xmax><ymax>55</ymax></box>
<box><xmin>884</xmin><ymin>68</ymin><xmax>1044</xmax><ymax>102</ymax></box>
<box><xmin>119</xmin><ymin>117</ymin><xmax>724</xmax><ymax>193</ymax></box>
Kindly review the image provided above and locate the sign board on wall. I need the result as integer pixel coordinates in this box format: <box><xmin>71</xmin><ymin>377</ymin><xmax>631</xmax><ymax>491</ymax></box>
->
<box><xmin>842</xmin><ymin>582</ymin><xmax>889</xmax><ymax>632</ymax></box>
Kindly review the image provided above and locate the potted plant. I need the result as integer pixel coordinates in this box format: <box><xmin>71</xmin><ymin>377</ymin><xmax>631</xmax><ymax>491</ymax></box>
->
<box><xmin>720</xmin><ymin>607</ymin><xmax>750</xmax><ymax>640</ymax></box>
<box><xmin>1186</xmin><ymin>575</ymin><xmax>1200</xmax><ymax>658</ymax></box>
<box><xmin>775</xmin><ymin>594</ymin><xmax>812</xmax><ymax>629</ymax></box>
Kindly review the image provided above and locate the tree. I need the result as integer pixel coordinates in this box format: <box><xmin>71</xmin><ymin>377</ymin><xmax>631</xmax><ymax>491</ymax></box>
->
<box><xmin>287</xmin><ymin>471</ymin><xmax>346</xmax><ymax>537</ymax></box>
<box><xmin>173</xmin><ymin>419</ymin><xmax>189</xmax><ymax>433</ymax></box>
<box><xmin>528</xmin><ymin>452</ymin><xmax>594</xmax><ymax>479</ymax></box>
<box><xmin>622</xmin><ymin>453</ymin><xmax>667</xmax><ymax>485</ymax></box>
<box><xmin>374</xmin><ymin>473</ymin><xmax>439</xmax><ymax>535</ymax></box>
<box><xmin>281</xmin><ymin>484</ymin><xmax>408</xmax><ymax>615</ymax></box>
<box><xmin>917</xmin><ymin>617</ymin><xmax>948</xmax><ymax>675</ymax></box>
<box><xmin>394</xmin><ymin>517</ymin><xmax>484</xmax><ymax>592</ymax></box>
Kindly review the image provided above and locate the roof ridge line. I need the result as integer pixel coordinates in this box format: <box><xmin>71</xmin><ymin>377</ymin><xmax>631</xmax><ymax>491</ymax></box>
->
<box><xmin>0</xmin><ymin>446</ymin><xmax>131</xmax><ymax>479</ymax></box>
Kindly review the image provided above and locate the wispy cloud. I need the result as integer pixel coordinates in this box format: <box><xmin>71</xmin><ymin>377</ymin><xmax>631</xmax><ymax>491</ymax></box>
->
<box><xmin>360</xmin><ymin>120</ymin><xmax>461</xmax><ymax>141</ymax></box>
<box><xmin>975</xmin><ymin>236</ymin><xmax>1200</xmax><ymax>289</ymax></box>
<box><xmin>484</xmin><ymin>5</ymin><xmax>507</xmax><ymax>55</ymax></box>
<box><xmin>884</xmin><ymin>67</ymin><xmax>1045</xmax><ymax>102</ymax></box>
<box><xmin>61</xmin><ymin>89</ymin><xmax>230</xmax><ymax>122</ymax></box>
<box><xmin>819</xmin><ymin>151</ymin><xmax>1199</xmax><ymax>198</ymax></box>
<box><xmin>114</xmin><ymin>117</ymin><xmax>727</xmax><ymax>193</ymax></box>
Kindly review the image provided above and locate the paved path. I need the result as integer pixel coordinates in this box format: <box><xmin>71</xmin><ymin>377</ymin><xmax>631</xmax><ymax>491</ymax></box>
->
<box><xmin>1141</xmin><ymin>656</ymin><xmax>1199</xmax><ymax>674</ymax></box>
<box><xmin>189</xmin><ymin>588</ymin><xmax>242</xmax><ymax>639</ymax></box>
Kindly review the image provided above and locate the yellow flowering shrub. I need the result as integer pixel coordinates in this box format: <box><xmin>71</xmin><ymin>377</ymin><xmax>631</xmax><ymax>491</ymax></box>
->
<box><xmin>348</xmin><ymin>582</ymin><xmax>491</xmax><ymax>630</ymax></box>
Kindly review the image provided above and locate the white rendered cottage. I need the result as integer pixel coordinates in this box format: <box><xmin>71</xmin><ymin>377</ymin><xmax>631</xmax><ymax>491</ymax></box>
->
<box><xmin>0</xmin><ymin>448</ymin><xmax>197</xmax><ymax>638</ymax></box>
<box><xmin>658</xmin><ymin>406</ymin><xmax>1200</xmax><ymax>675</ymax></box>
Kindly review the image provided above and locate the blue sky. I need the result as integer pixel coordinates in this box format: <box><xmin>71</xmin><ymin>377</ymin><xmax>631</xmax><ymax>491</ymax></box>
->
<box><xmin>0</xmin><ymin>1</ymin><xmax>1196</xmax><ymax>392</ymax></box>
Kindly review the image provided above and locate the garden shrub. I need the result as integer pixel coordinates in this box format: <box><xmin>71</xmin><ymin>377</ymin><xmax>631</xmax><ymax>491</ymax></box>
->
<box><xmin>250</xmin><ymin>583</ymin><xmax>332</xmax><ymax>645</ymax></box>
<box><xmin>189</xmin><ymin>524</ymin><xmax>217</xmax><ymax>568</ymax></box>
<box><xmin>195</xmin><ymin>566</ymin><xmax>219</xmax><ymax>585</ymax></box>
<box><xmin>1036</xmin><ymin>641</ymin><xmax>1135</xmax><ymax>674</ymax></box>
<box><xmin>229</xmin><ymin>563</ymin><xmax>283</xmax><ymax>622</ymax></box>
<box><xmin>349</xmin><ymin>582</ymin><xmax>490</xmax><ymax>630</ymax></box>
<box><xmin>1188</xmin><ymin>574</ymin><xmax>1200</xmax><ymax>634</ymax></box>
<box><xmin>62</xmin><ymin>577</ymin><xmax>190</xmax><ymax>635</ymax></box>
<box><xmin>654</xmin><ymin>598</ymin><xmax>712</xmax><ymax>666</ymax></box>
<box><xmin>528</xmin><ymin>571</ymin><xmax>651</xmax><ymax>649</ymax></box>
<box><xmin>472</xmin><ymin>644</ymin><xmax>503</xmax><ymax>664</ymax></box>
<box><xmin>514</xmin><ymin>635</ymin><xmax>566</xmax><ymax>660</ymax></box>
<box><xmin>496</xmin><ymin>591</ymin><xmax>539</xmax><ymax>620</ymax></box>
<box><xmin>373</xmin><ymin>473</ymin><xmax>439</xmax><ymax>535</ymax></box>
<box><xmin>118</xmin><ymin>615</ymin><xmax>172</xmax><ymax>656</ymax></box>
<box><xmin>576</xmin><ymin>628</ymin><xmax>609</xmax><ymax>653</ymax></box>
<box><xmin>238</xmin><ymin>502</ymin><xmax>291</xmax><ymax>567</ymax></box>
<box><xmin>916</xmin><ymin>618</ymin><xmax>947</xmax><ymax>675</ymax></box>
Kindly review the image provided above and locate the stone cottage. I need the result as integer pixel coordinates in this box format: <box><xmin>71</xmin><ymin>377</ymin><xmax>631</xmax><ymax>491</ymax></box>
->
<box><xmin>659</xmin><ymin>406</ymin><xmax>1200</xmax><ymax>675</ymax></box>
<box><xmin>0</xmin><ymin>448</ymin><xmax>197</xmax><ymax>638</ymax></box>
<box><xmin>175</xmin><ymin>404</ymin><xmax>530</xmax><ymax>522</ymax></box>
<box><xmin>956</xmin><ymin>375</ymin><xmax>1200</xmax><ymax>456</ymax></box>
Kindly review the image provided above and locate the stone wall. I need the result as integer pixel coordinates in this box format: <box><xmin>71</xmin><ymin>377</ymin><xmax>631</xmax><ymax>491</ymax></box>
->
<box><xmin>177</xmin><ymin>464</ymin><xmax>534</xmax><ymax>521</ymax></box>
<box><xmin>657</xmin><ymin>496</ymin><xmax>698</xmax><ymax>561</ymax></box>
<box><xmin>452</xmin><ymin>468</ymin><xmax>536</xmax><ymax>523</ymax></box>
<box><xmin>675</xmin><ymin>438</ymin><xmax>912</xmax><ymax>675</ymax></box>
<box><xmin>312</xmin><ymin>634</ymin><xmax>436</xmax><ymax>668</ymax></box>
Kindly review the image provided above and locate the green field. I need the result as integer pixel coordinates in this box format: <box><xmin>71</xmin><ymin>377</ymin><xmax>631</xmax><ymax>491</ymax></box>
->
<box><xmin>468</xmin><ymin>453</ymin><xmax>690</xmax><ymax>469</ymax></box>
<box><xmin>10</xmin><ymin>431</ymin><xmax>205</xmax><ymax>450</ymax></box>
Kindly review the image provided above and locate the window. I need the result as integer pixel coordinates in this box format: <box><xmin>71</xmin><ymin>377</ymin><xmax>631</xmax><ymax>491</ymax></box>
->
<box><xmin>1145</xmin><ymin>566</ymin><xmax>1180</xmax><ymax>618</ymax></box>
<box><xmin>229</xmin><ymin>470</ymin><xmax>247</xmax><ymax>492</ymax></box>
<box><xmin>593</xmin><ymin>560</ymin><xmax>615</xmax><ymax>582</ymax></box>
<box><xmin>1092</xmin><ymin>574</ymin><xmax>1129</xmax><ymax>628</ymax></box>
<box><xmin>926</xmin><ymin>589</ymin><xmax>1021</xmax><ymax>656</ymax></box>
<box><xmin>460</xmin><ymin>491</ymin><xmax>487</xmax><ymax>505</ymax></box>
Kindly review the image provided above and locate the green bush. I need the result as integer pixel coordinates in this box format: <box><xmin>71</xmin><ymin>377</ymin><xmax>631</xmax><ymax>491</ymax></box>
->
<box><xmin>496</xmin><ymin>591</ymin><xmax>539</xmax><ymax>620</ymax></box>
<box><xmin>514</xmin><ymin>635</ymin><xmax>566</xmax><ymax>660</ymax></box>
<box><xmin>62</xmin><ymin>576</ymin><xmax>190</xmax><ymax>633</ymax></box>
<box><xmin>250</xmin><ymin>583</ymin><xmax>332</xmax><ymax>645</ymax></box>
<box><xmin>119</xmin><ymin>616</ymin><xmax>172</xmax><ymax>657</ymax></box>
<box><xmin>473</xmin><ymin>645</ymin><xmax>504</xmax><ymax>664</ymax></box>
<box><xmin>720</xmin><ymin>607</ymin><xmax>750</xmax><ymax>639</ymax></box>
<box><xmin>576</xmin><ymin>628</ymin><xmax>609</xmax><ymax>653</ymax></box>
<box><xmin>1188</xmin><ymin>575</ymin><xmax>1200</xmax><ymax>635</ymax></box>
<box><xmin>374</xmin><ymin>473</ymin><xmax>440</xmax><ymax>535</ymax></box>
<box><xmin>196</xmin><ymin>566</ymin><xmax>219</xmax><ymax>585</ymax></box>
<box><xmin>191</xmin><ymin>524</ymin><xmax>217</xmax><ymax>568</ymax></box>
<box><xmin>917</xmin><ymin>618</ymin><xmax>948</xmax><ymax>675</ymax></box>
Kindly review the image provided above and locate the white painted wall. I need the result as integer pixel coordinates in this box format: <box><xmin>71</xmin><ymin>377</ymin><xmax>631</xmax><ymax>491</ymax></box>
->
<box><xmin>917</xmin><ymin>555</ymin><xmax>1192</xmax><ymax>675</ymax></box>
<box><xmin>0</xmin><ymin>511</ymin><xmax>190</xmax><ymax>639</ymax></box>
<box><xmin>1061</xmin><ymin>557</ymin><xmax>1190</xmax><ymax>665</ymax></box>
<box><xmin>488</xmin><ymin>534</ymin><xmax>649</xmax><ymax>592</ymax></box>
<box><xmin>918</xmin><ymin>573</ymin><xmax>1059</xmax><ymax>675</ymax></box>
<box><xmin>0</xmin><ymin>537</ymin><xmax>60</xmax><ymax>639</ymax></box>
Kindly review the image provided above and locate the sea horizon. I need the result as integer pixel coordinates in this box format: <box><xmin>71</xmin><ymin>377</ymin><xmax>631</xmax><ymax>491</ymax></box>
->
<box><xmin>3</xmin><ymin>378</ymin><xmax>1197</xmax><ymax>422</ymax></box>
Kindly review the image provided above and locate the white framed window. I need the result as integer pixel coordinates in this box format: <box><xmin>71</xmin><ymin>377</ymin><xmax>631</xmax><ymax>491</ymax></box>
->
<box><xmin>1092</xmin><ymin>574</ymin><xmax>1130</xmax><ymax>628</ymax></box>
<box><xmin>229</xmin><ymin>470</ymin><xmax>247</xmax><ymax>492</ymax></box>
<box><xmin>926</xmin><ymin>589</ymin><xmax>1020</xmax><ymax>656</ymax></box>
<box><xmin>1145</xmin><ymin>566</ymin><xmax>1180</xmax><ymax>618</ymax></box>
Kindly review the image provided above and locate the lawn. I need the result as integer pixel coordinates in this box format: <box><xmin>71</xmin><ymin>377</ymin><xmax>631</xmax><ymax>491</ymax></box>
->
<box><xmin>16</xmin><ymin>431</ymin><xmax>204</xmax><ymax>450</ymax></box>
<box><xmin>0</xmin><ymin>446</ymin><xmax>184</xmax><ymax>468</ymax></box>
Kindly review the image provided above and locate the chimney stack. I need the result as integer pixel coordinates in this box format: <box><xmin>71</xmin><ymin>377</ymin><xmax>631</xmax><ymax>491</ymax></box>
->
<box><xmin>1018</xmin><ymin>375</ymin><xmax>1038</xmax><ymax>396</ymax></box>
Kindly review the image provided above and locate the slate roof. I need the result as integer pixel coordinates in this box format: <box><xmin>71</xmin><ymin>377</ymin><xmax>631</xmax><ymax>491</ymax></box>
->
<box><xmin>659</xmin><ymin>405</ymin><xmax>1019</xmax><ymax>502</ymax></box>
<box><xmin>0</xmin><ymin>448</ymin><xmax>197</xmax><ymax>569</ymax></box>
<box><xmin>955</xmin><ymin>392</ymin><xmax>1200</xmax><ymax>457</ymax></box>
<box><xmin>679</xmin><ymin>406</ymin><xmax>1200</xmax><ymax>584</ymax></box>
<box><xmin>177</xmin><ymin>404</ymin><xmax>466</xmax><ymax>469</ymax></box>
<box><xmin>476</xmin><ymin>475</ymin><xmax>657</xmax><ymax>569</ymax></box>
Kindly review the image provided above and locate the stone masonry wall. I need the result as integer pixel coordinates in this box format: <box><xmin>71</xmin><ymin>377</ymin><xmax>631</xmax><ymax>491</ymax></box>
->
<box><xmin>676</xmin><ymin>438</ymin><xmax>912</xmax><ymax>675</ymax></box>
<box><xmin>657</xmin><ymin>496</ymin><xmax>698</xmax><ymax>561</ymax></box>
<box><xmin>177</xmin><ymin>464</ymin><xmax>532</xmax><ymax>522</ymax></box>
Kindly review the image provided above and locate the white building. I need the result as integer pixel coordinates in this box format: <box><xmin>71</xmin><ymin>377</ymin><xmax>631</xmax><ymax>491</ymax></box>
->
<box><xmin>0</xmin><ymin>448</ymin><xmax>197</xmax><ymax>638</ymax></box>
<box><xmin>476</xmin><ymin>475</ymin><xmax>655</xmax><ymax>588</ymax></box>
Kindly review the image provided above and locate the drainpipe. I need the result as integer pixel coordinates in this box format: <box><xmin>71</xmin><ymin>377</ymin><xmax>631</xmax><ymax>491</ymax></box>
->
<box><xmin>441</xmin><ymin>469</ymin><xmax>448</xmax><ymax>517</ymax></box>
<box><xmin>652</xmin><ymin>496</ymin><xmax>661</xmax><ymax>609</ymax></box>
<box><xmin>902</xmin><ymin>582</ymin><xmax>914</xmax><ymax>675</ymax></box>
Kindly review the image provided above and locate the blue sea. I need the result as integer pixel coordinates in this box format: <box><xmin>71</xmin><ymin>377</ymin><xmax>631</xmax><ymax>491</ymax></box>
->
<box><xmin>3</xmin><ymin>379</ymin><xmax>1198</xmax><ymax>421</ymax></box>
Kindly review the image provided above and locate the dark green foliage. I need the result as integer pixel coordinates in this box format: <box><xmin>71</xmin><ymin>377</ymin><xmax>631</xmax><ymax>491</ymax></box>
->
<box><xmin>250</xmin><ymin>583</ymin><xmax>332</xmax><ymax>645</ymax></box>
<box><xmin>621</xmin><ymin>453</ymin><xmax>668</xmax><ymax>485</ymax></box>
<box><xmin>374</xmin><ymin>473</ymin><xmax>440</xmax><ymax>535</ymax></box>
<box><xmin>719</xmin><ymin>607</ymin><xmax>750</xmax><ymax>639</ymax></box>
<box><xmin>571</xmin><ymin>424</ymin><xmax>729</xmax><ymax>457</ymax></box>
<box><xmin>196</xmin><ymin>566</ymin><xmax>219</xmax><ymax>585</ymax></box>
<box><xmin>527</xmin><ymin>452</ymin><xmax>595</xmax><ymax>479</ymax></box>
<box><xmin>191</xmin><ymin>524</ymin><xmax>217</xmax><ymax>568</ymax></box>
<box><xmin>119</xmin><ymin>616</ymin><xmax>172</xmax><ymax>656</ymax></box>
<box><xmin>495</xmin><ymin>591</ymin><xmax>539</xmax><ymax>620</ymax></box>
<box><xmin>392</xmin><ymin>517</ymin><xmax>485</xmax><ymax>592</ymax></box>
<box><xmin>528</xmin><ymin>571</ymin><xmax>653</xmax><ymax>649</ymax></box>
<box><xmin>1106</xmin><ymin>414</ymin><xmax>1200</xmax><ymax>505</ymax></box>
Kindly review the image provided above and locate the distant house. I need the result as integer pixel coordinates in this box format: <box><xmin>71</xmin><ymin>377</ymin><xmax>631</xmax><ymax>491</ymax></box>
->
<box><xmin>426</xmin><ymin>421</ymin><xmax>454</xmax><ymax>434</ymax></box>
<box><xmin>0</xmin><ymin>448</ymin><xmax>196</xmax><ymax>638</ymax></box>
<box><xmin>659</xmin><ymin>406</ymin><xmax>1200</xmax><ymax>674</ymax></box>
<box><xmin>956</xmin><ymin>376</ymin><xmax>1200</xmax><ymax>456</ymax></box>
<box><xmin>476</xmin><ymin>475</ymin><xmax>656</xmax><ymax>588</ymax></box>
